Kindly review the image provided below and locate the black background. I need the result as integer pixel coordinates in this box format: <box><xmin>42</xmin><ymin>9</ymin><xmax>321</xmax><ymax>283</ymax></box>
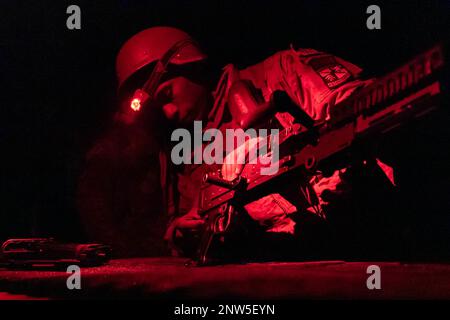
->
<box><xmin>1</xmin><ymin>0</ymin><xmax>449</xmax><ymax>257</ymax></box>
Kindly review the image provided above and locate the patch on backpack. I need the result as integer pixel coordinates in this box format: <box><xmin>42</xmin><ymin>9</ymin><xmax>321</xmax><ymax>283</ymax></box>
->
<box><xmin>308</xmin><ymin>56</ymin><xmax>352</xmax><ymax>89</ymax></box>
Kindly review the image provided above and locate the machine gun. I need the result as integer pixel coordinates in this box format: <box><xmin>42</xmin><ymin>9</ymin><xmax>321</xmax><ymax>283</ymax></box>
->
<box><xmin>194</xmin><ymin>44</ymin><xmax>445</xmax><ymax>266</ymax></box>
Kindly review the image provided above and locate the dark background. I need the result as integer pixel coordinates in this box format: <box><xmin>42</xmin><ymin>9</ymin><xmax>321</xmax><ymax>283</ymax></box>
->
<box><xmin>0</xmin><ymin>0</ymin><xmax>449</xmax><ymax>257</ymax></box>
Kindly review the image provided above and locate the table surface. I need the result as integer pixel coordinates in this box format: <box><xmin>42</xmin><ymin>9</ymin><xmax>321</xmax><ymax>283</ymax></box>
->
<box><xmin>0</xmin><ymin>258</ymin><xmax>449</xmax><ymax>299</ymax></box>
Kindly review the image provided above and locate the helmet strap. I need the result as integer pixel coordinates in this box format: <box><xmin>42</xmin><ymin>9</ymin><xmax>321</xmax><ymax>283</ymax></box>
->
<box><xmin>129</xmin><ymin>38</ymin><xmax>200</xmax><ymax>114</ymax></box>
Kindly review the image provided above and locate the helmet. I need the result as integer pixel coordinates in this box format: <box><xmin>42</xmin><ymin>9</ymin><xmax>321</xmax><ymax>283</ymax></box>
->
<box><xmin>116</xmin><ymin>26</ymin><xmax>207</xmax><ymax>92</ymax></box>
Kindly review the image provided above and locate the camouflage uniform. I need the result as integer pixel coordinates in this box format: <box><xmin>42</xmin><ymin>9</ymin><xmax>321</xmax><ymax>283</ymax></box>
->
<box><xmin>164</xmin><ymin>47</ymin><xmax>375</xmax><ymax>257</ymax></box>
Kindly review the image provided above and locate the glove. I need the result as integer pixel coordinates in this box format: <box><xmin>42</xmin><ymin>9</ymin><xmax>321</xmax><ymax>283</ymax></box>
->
<box><xmin>164</xmin><ymin>208</ymin><xmax>204</xmax><ymax>256</ymax></box>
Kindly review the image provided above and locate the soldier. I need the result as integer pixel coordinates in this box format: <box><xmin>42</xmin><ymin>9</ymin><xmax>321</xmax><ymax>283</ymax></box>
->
<box><xmin>79</xmin><ymin>26</ymin><xmax>394</xmax><ymax>260</ymax></box>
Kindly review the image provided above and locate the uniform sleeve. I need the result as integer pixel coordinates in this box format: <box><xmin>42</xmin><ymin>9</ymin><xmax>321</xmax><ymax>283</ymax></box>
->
<box><xmin>76</xmin><ymin>137</ymin><xmax>121</xmax><ymax>245</ymax></box>
<box><xmin>267</xmin><ymin>48</ymin><xmax>371</xmax><ymax>121</ymax></box>
<box><xmin>77</xmin><ymin>124</ymin><xmax>163</xmax><ymax>256</ymax></box>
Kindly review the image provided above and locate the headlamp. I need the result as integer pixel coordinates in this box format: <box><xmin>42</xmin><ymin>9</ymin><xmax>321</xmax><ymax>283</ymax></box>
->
<box><xmin>128</xmin><ymin>38</ymin><xmax>197</xmax><ymax>113</ymax></box>
<box><xmin>130</xmin><ymin>89</ymin><xmax>149</xmax><ymax>112</ymax></box>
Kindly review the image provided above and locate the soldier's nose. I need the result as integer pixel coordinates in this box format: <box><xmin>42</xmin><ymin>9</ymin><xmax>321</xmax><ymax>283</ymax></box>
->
<box><xmin>162</xmin><ymin>103</ymin><xmax>179</xmax><ymax>121</ymax></box>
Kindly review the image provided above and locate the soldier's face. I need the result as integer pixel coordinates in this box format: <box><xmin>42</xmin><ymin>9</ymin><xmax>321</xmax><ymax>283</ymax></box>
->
<box><xmin>154</xmin><ymin>76</ymin><xmax>210</xmax><ymax>127</ymax></box>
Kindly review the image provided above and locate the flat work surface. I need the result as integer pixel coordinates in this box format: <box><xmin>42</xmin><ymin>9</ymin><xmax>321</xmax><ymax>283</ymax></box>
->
<box><xmin>0</xmin><ymin>258</ymin><xmax>449</xmax><ymax>299</ymax></box>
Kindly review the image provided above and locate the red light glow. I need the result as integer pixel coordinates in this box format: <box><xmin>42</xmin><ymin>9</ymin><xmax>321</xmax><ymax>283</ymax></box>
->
<box><xmin>130</xmin><ymin>98</ymin><xmax>141</xmax><ymax>111</ymax></box>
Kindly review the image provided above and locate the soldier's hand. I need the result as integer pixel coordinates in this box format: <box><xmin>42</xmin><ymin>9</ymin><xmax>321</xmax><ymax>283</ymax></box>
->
<box><xmin>221</xmin><ymin>162</ymin><xmax>245</xmax><ymax>182</ymax></box>
<box><xmin>164</xmin><ymin>208</ymin><xmax>205</xmax><ymax>257</ymax></box>
<box><xmin>173</xmin><ymin>208</ymin><xmax>204</xmax><ymax>233</ymax></box>
<box><xmin>221</xmin><ymin>136</ymin><xmax>263</xmax><ymax>181</ymax></box>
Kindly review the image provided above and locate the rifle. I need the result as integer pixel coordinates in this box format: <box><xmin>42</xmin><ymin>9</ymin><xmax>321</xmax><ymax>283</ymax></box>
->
<box><xmin>194</xmin><ymin>44</ymin><xmax>445</xmax><ymax>266</ymax></box>
<box><xmin>1</xmin><ymin>238</ymin><xmax>111</xmax><ymax>268</ymax></box>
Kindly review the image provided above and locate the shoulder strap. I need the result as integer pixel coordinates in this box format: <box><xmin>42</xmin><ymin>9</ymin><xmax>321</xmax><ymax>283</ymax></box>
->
<box><xmin>206</xmin><ymin>64</ymin><xmax>239</xmax><ymax>130</ymax></box>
